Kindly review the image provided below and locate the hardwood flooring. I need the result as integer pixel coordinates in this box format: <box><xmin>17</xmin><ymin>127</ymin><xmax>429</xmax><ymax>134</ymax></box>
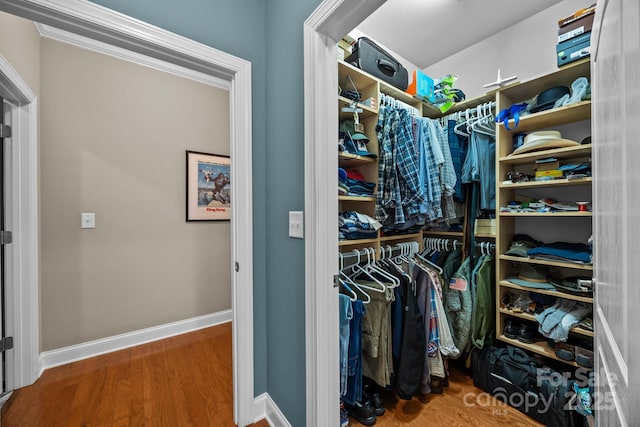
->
<box><xmin>2</xmin><ymin>322</ymin><xmax>541</xmax><ymax>426</ymax></box>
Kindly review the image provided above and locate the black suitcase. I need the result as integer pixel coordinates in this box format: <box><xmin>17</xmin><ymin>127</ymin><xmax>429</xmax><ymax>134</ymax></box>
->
<box><xmin>345</xmin><ymin>37</ymin><xmax>409</xmax><ymax>91</ymax></box>
<box><xmin>471</xmin><ymin>345</ymin><xmax>579</xmax><ymax>427</ymax></box>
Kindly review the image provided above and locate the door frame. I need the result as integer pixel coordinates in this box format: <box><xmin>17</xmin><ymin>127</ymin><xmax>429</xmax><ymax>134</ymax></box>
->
<box><xmin>0</xmin><ymin>1</ymin><xmax>255</xmax><ymax>425</ymax></box>
<box><xmin>303</xmin><ymin>1</ymin><xmax>385</xmax><ymax>425</ymax></box>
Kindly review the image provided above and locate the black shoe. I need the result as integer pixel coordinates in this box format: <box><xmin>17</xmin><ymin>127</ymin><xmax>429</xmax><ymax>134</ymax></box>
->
<box><xmin>504</xmin><ymin>319</ymin><xmax>520</xmax><ymax>339</ymax></box>
<box><xmin>345</xmin><ymin>399</ymin><xmax>377</xmax><ymax>426</ymax></box>
<box><xmin>517</xmin><ymin>323</ymin><xmax>539</xmax><ymax>344</ymax></box>
<box><xmin>363</xmin><ymin>386</ymin><xmax>384</xmax><ymax>416</ymax></box>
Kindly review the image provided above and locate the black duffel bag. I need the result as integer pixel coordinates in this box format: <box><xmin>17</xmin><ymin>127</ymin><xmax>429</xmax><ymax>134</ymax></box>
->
<box><xmin>472</xmin><ymin>345</ymin><xmax>578</xmax><ymax>427</ymax></box>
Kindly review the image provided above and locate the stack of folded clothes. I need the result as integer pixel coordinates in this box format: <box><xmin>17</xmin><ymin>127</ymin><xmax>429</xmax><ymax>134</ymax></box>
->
<box><xmin>504</xmin><ymin>234</ymin><xmax>592</xmax><ymax>264</ymax></box>
<box><xmin>339</xmin><ymin>211</ymin><xmax>381</xmax><ymax>240</ymax></box>
<box><xmin>535</xmin><ymin>298</ymin><xmax>592</xmax><ymax>341</ymax></box>
<box><xmin>339</xmin><ymin>168</ymin><xmax>376</xmax><ymax>197</ymax></box>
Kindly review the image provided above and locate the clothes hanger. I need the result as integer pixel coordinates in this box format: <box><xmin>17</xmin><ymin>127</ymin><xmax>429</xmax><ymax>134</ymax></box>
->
<box><xmin>340</xmin><ymin>251</ymin><xmax>371</xmax><ymax>303</ymax></box>
<box><xmin>366</xmin><ymin>247</ymin><xmax>400</xmax><ymax>289</ymax></box>
<box><xmin>348</xmin><ymin>250</ymin><xmax>386</xmax><ymax>293</ymax></box>
<box><xmin>414</xmin><ymin>241</ymin><xmax>444</xmax><ymax>275</ymax></box>
<box><xmin>337</xmin><ymin>252</ymin><xmax>357</xmax><ymax>302</ymax></box>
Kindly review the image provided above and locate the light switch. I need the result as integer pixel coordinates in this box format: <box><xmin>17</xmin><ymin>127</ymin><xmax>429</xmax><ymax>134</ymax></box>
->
<box><xmin>81</xmin><ymin>212</ymin><xmax>96</xmax><ymax>229</ymax></box>
<box><xmin>288</xmin><ymin>211</ymin><xmax>304</xmax><ymax>239</ymax></box>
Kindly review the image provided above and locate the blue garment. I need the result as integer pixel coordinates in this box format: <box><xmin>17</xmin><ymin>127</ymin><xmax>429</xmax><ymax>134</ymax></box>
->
<box><xmin>474</xmin><ymin>131</ymin><xmax>496</xmax><ymax>210</ymax></box>
<box><xmin>344</xmin><ymin>300</ymin><xmax>365</xmax><ymax>405</ymax></box>
<box><xmin>528</xmin><ymin>242</ymin><xmax>592</xmax><ymax>263</ymax></box>
<box><xmin>339</xmin><ymin>294</ymin><xmax>353</xmax><ymax>397</ymax></box>
<box><xmin>418</xmin><ymin>119</ymin><xmax>443</xmax><ymax>221</ymax></box>
<box><xmin>447</xmin><ymin>120</ymin><xmax>468</xmax><ymax>202</ymax></box>
<box><xmin>376</xmin><ymin>107</ymin><xmax>425</xmax><ymax>227</ymax></box>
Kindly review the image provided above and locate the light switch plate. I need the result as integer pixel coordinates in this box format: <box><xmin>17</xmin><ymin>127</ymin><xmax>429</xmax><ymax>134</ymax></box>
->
<box><xmin>81</xmin><ymin>212</ymin><xmax>95</xmax><ymax>229</ymax></box>
<box><xmin>288</xmin><ymin>211</ymin><xmax>304</xmax><ymax>238</ymax></box>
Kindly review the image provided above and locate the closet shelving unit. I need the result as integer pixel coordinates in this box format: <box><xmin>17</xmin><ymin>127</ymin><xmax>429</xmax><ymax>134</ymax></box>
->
<box><xmin>338</xmin><ymin>60</ymin><xmax>496</xmax><ymax>257</ymax></box>
<box><xmin>494</xmin><ymin>58</ymin><xmax>593</xmax><ymax>367</ymax></box>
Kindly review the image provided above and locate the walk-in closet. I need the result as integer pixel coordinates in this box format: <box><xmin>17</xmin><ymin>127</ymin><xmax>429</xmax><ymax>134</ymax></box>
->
<box><xmin>334</xmin><ymin>1</ymin><xmax>599</xmax><ymax>426</ymax></box>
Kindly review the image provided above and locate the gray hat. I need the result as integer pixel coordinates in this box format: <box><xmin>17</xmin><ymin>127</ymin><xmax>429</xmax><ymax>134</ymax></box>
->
<box><xmin>506</xmin><ymin>264</ymin><xmax>555</xmax><ymax>289</ymax></box>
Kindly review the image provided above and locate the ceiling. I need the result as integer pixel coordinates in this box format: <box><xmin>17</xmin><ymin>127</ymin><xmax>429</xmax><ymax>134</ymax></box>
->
<box><xmin>357</xmin><ymin>0</ymin><xmax>561</xmax><ymax>69</ymax></box>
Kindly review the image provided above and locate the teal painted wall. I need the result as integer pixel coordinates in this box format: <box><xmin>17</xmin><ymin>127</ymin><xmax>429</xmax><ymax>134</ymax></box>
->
<box><xmin>89</xmin><ymin>1</ymin><xmax>323</xmax><ymax>424</ymax></box>
<box><xmin>89</xmin><ymin>0</ymin><xmax>269</xmax><ymax>397</ymax></box>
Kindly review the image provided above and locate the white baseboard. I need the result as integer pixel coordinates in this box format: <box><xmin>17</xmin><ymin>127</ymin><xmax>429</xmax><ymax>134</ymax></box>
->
<box><xmin>39</xmin><ymin>310</ymin><xmax>232</xmax><ymax>374</ymax></box>
<box><xmin>253</xmin><ymin>393</ymin><xmax>292</xmax><ymax>427</ymax></box>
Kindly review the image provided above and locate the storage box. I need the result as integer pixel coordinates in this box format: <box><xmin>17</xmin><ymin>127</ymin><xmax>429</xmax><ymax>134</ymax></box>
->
<box><xmin>474</xmin><ymin>219</ymin><xmax>496</xmax><ymax>237</ymax></box>
<box><xmin>558</xmin><ymin>12</ymin><xmax>595</xmax><ymax>43</ymax></box>
<box><xmin>556</xmin><ymin>31</ymin><xmax>591</xmax><ymax>67</ymax></box>
<box><xmin>406</xmin><ymin>69</ymin><xmax>435</xmax><ymax>102</ymax></box>
<box><xmin>535</xmin><ymin>160</ymin><xmax>560</xmax><ymax>172</ymax></box>
<box><xmin>535</xmin><ymin>169</ymin><xmax>563</xmax><ymax>179</ymax></box>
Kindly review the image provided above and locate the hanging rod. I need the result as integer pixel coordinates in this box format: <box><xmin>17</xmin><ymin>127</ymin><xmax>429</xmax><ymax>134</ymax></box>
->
<box><xmin>379</xmin><ymin>93</ymin><xmax>419</xmax><ymax>116</ymax></box>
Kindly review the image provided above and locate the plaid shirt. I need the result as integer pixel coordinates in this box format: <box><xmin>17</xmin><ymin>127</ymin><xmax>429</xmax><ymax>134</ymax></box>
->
<box><xmin>376</xmin><ymin>107</ymin><xmax>425</xmax><ymax>226</ymax></box>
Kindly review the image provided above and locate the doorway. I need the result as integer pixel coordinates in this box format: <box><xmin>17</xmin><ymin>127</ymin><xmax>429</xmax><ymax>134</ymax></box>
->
<box><xmin>0</xmin><ymin>1</ymin><xmax>255</xmax><ymax>426</ymax></box>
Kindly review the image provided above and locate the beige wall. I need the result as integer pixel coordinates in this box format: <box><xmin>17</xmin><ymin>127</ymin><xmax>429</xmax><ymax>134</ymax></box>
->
<box><xmin>0</xmin><ymin>11</ymin><xmax>40</xmax><ymax>95</ymax></box>
<box><xmin>40</xmin><ymin>38</ymin><xmax>231</xmax><ymax>350</ymax></box>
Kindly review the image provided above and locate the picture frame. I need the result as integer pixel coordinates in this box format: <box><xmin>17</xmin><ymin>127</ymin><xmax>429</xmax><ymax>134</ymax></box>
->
<box><xmin>186</xmin><ymin>150</ymin><xmax>231</xmax><ymax>221</ymax></box>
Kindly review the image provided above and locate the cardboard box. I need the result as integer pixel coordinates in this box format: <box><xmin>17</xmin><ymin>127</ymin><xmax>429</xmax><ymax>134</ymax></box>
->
<box><xmin>406</xmin><ymin>69</ymin><xmax>435</xmax><ymax>102</ymax></box>
<box><xmin>558</xmin><ymin>12</ymin><xmax>595</xmax><ymax>43</ymax></box>
<box><xmin>535</xmin><ymin>169</ymin><xmax>564</xmax><ymax>179</ymax></box>
<box><xmin>474</xmin><ymin>219</ymin><xmax>496</xmax><ymax>237</ymax></box>
<box><xmin>535</xmin><ymin>160</ymin><xmax>560</xmax><ymax>172</ymax></box>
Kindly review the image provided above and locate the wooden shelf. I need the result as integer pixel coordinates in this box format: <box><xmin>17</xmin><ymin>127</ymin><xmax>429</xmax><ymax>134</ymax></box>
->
<box><xmin>499</xmin><ymin>101</ymin><xmax>591</xmax><ymax>132</ymax></box>
<box><xmin>338</xmin><ymin>152</ymin><xmax>377</xmax><ymax>167</ymax></box>
<box><xmin>379</xmin><ymin>232</ymin><xmax>422</xmax><ymax>242</ymax></box>
<box><xmin>339</xmin><ymin>238</ymin><xmax>378</xmax><ymax>247</ymax></box>
<box><xmin>475</xmin><ymin>232</ymin><xmax>497</xmax><ymax>238</ymax></box>
<box><xmin>499</xmin><ymin>177</ymin><xmax>592</xmax><ymax>189</ymax></box>
<box><xmin>338</xmin><ymin>95</ymin><xmax>377</xmax><ymax>120</ymax></box>
<box><xmin>423</xmin><ymin>230</ymin><xmax>464</xmax><ymax>237</ymax></box>
<box><xmin>499</xmin><ymin>58</ymin><xmax>590</xmax><ymax>102</ymax></box>
<box><xmin>499</xmin><ymin>280</ymin><xmax>593</xmax><ymax>303</ymax></box>
<box><xmin>497</xmin><ymin>335</ymin><xmax>585</xmax><ymax>368</ymax></box>
<box><xmin>499</xmin><ymin>211</ymin><xmax>592</xmax><ymax>217</ymax></box>
<box><xmin>499</xmin><ymin>255</ymin><xmax>593</xmax><ymax>271</ymax></box>
<box><xmin>339</xmin><ymin>195</ymin><xmax>375</xmax><ymax>202</ymax></box>
<box><xmin>498</xmin><ymin>309</ymin><xmax>593</xmax><ymax>337</ymax></box>
<box><xmin>499</xmin><ymin>144</ymin><xmax>592</xmax><ymax>165</ymax></box>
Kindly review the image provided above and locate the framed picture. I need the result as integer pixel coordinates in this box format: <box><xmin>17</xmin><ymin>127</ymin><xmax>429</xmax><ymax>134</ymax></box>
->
<box><xmin>186</xmin><ymin>150</ymin><xmax>231</xmax><ymax>221</ymax></box>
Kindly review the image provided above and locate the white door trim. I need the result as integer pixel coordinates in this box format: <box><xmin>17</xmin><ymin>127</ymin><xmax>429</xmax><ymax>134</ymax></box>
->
<box><xmin>0</xmin><ymin>54</ymin><xmax>38</xmax><ymax>391</ymax></box>
<box><xmin>303</xmin><ymin>1</ymin><xmax>385</xmax><ymax>425</ymax></box>
<box><xmin>0</xmin><ymin>1</ymin><xmax>254</xmax><ymax>426</ymax></box>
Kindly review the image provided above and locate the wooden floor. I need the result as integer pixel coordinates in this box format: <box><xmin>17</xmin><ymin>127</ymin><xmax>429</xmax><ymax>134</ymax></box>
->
<box><xmin>1</xmin><ymin>322</ymin><xmax>541</xmax><ymax>426</ymax></box>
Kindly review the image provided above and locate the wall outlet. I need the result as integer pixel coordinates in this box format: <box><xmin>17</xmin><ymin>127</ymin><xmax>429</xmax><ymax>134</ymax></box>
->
<box><xmin>81</xmin><ymin>212</ymin><xmax>95</xmax><ymax>229</ymax></box>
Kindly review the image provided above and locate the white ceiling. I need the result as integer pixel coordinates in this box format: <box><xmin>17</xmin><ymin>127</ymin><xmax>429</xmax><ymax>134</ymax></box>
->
<box><xmin>357</xmin><ymin>0</ymin><xmax>561</xmax><ymax>69</ymax></box>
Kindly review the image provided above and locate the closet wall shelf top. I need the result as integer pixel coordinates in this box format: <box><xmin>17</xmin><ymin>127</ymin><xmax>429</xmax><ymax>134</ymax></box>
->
<box><xmin>423</xmin><ymin>230</ymin><xmax>464</xmax><ymax>237</ymax></box>
<box><xmin>499</xmin><ymin>144</ymin><xmax>592</xmax><ymax>165</ymax></box>
<box><xmin>339</xmin><ymin>195</ymin><xmax>376</xmax><ymax>202</ymax></box>
<box><xmin>499</xmin><ymin>255</ymin><xmax>593</xmax><ymax>271</ymax></box>
<box><xmin>338</xmin><ymin>152</ymin><xmax>377</xmax><ymax>166</ymax></box>
<box><xmin>475</xmin><ymin>232</ymin><xmax>497</xmax><ymax>238</ymax></box>
<box><xmin>499</xmin><ymin>177</ymin><xmax>592</xmax><ymax>189</ymax></box>
<box><xmin>499</xmin><ymin>280</ymin><xmax>594</xmax><ymax>303</ymax></box>
<box><xmin>339</xmin><ymin>238</ymin><xmax>379</xmax><ymax>247</ymax></box>
<box><xmin>499</xmin><ymin>211</ymin><xmax>592</xmax><ymax>217</ymax></box>
<box><xmin>379</xmin><ymin>232</ymin><xmax>422</xmax><ymax>242</ymax></box>
<box><xmin>497</xmin><ymin>334</ymin><xmax>587</xmax><ymax>368</ymax></box>
<box><xmin>499</xmin><ymin>101</ymin><xmax>591</xmax><ymax>132</ymax></box>
<box><xmin>499</xmin><ymin>58</ymin><xmax>590</xmax><ymax>101</ymax></box>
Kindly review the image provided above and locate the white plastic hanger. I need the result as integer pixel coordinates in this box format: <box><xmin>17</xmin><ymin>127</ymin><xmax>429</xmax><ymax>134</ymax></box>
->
<box><xmin>348</xmin><ymin>250</ymin><xmax>386</xmax><ymax>293</ymax></box>
<box><xmin>337</xmin><ymin>252</ymin><xmax>357</xmax><ymax>302</ymax></box>
<box><xmin>365</xmin><ymin>247</ymin><xmax>399</xmax><ymax>289</ymax></box>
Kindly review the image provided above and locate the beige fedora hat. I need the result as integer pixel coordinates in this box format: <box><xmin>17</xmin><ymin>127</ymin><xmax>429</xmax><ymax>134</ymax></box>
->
<box><xmin>510</xmin><ymin>130</ymin><xmax>579</xmax><ymax>156</ymax></box>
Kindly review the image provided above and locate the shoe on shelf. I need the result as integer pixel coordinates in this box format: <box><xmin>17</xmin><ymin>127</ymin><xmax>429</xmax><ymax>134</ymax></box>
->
<box><xmin>554</xmin><ymin>342</ymin><xmax>576</xmax><ymax>361</ymax></box>
<box><xmin>517</xmin><ymin>323</ymin><xmax>540</xmax><ymax>344</ymax></box>
<box><xmin>344</xmin><ymin>399</ymin><xmax>376</xmax><ymax>426</ymax></box>
<box><xmin>504</xmin><ymin>319</ymin><xmax>521</xmax><ymax>339</ymax></box>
